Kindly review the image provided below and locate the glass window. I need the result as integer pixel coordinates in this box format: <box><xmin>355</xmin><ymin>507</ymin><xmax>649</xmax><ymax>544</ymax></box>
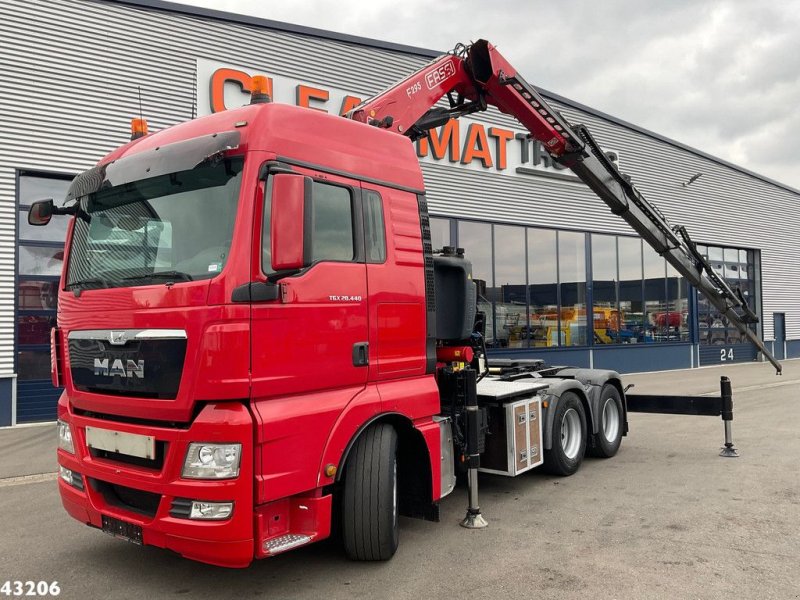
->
<box><xmin>493</xmin><ymin>225</ymin><xmax>527</xmax><ymax>348</ymax></box>
<box><xmin>67</xmin><ymin>157</ymin><xmax>243</xmax><ymax>289</ymax></box>
<box><xmin>558</xmin><ymin>231</ymin><xmax>587</xmax><ymax>346</ymax></box>
<box><xmin>363</xmin><ymin>191</ymin><xmax>386</xmax><ymax>264</ymax></box>
<box><xmin>666</xmin><ymin>261</ymin><xmax>689</xmax><ymax>341</ymax></box>
<box><xmin>643</xmin><ymin>245</ymin><xmax>667</xmax><ymax>342</ymax></box>
<box><xmin>618</xmin><ymin>237</ymin><xmax>643</xmax><ymax>343</ymax></box>
<box><xmin>592</xmin><ymin>234</ymin><xmax>618</xmax><ymax>344</ymax></box>
<box><xmin>458</xmin><ymin>221</ymin><xmax>493</xmax><ymax>342</ymax></box>
<box><xmin>310</xmin><ymin>182</ymin><xmax>354</xmax><ymax>263</ymax></box>
<box><xmin>17</xmin><ymin>174</ymin><xmax>71</xmax><ymax>385</ymax></box>
<box><xmin>18</xmin><ymin>280</ymin><xmax>58</xmax><ymax>309</ymax></box>
<box><xmin>697</xmin><ymin>244</ymin><xmax>758</xmax><ymax>345</ymax></box>
<box><xmin>18</xmin><ymin>210</ymin><xmax>71</xmax><ymax>243</ymax></box>
<box><xmin>17</xmin><ymin>350</ymin><xmax>52</xmax><ymax>380</ymax></box>
<box><xmin>458</xmin><ymin>221</ymin><xmax>492</xmax><ymax>295</ymax></box>
<box><xmin>17</xmin><ymin>315</ymin><xmax>56</xmax><ymax>345</ymax></box>
<box><xmin>528</xmin><ymin>228</ymin><xmax>558</xmax><ymax>347</ymax></box>
<box><xmin>19</xmin><ymin>246</ymin><xmax>64</xmax><ymax>276</ymax></box>
<box><xmin>430</xmin><ymin>217</ymin><xmax>450</xmax><ymax>250</ymax></box>
<box><xmin>19</xmin><ymin>175</ymin><xmax>71</xmax><ymax>206</ymax></box>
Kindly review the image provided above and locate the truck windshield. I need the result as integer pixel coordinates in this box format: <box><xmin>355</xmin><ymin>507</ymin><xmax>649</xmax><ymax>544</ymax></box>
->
<box><xmin>66</xmin><ymin>156</ymin><xmax>244</xmax><ymax>290</ymax></box>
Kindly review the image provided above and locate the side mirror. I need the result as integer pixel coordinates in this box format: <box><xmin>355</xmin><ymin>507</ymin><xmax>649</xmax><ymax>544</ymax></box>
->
<box><xmin>28</xmin><ymin>199</ymin><xmax>54</xmax><ymax>226</ymax></box>
<box><xmin>270</xmin><ymin>173</ymin><xmax>309</xmax><ymax>271</ymax></box>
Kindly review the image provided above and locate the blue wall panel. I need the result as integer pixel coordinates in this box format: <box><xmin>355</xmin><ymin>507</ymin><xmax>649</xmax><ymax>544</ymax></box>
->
<box><xmin>787</xmin><ymin>339</ymin><xmax>800</xmax><ymax>359</ymax></box>
<box><xmin>16</xmin><ymin>380</ymin><xmax>61</xmax><ymax>423</ymax></box>
<box><xmin>0</xmin><ymin>378</ymin><xmax>12</xmax><ymax>427</ymax></box>
<box><xmin>488</xmin><ymin>347</ymin><xmax>591</xmax><ymax>368</ymax></box>
<box><xmin>593</xmin><ymin>344</ymin><xmax>692</xmax><ymax>374</ymax></box>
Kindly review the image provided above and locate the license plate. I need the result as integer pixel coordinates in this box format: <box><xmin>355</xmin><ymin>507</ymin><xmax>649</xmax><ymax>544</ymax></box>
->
<box><xmin>101</xmin><ymin>515</ymin><xmax>143</xmax><ymax>545</ymax></box>
<box><xmin>85</xmin><ymin>426</ymin><xmax>155</xmax><ymax>460</ymax></box>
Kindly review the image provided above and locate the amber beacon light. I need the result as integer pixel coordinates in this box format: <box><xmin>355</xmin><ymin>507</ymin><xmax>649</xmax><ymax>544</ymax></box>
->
<box><xmin>250</xmin><ymin>75</ymin><xmax>272</xmax><ymax>104</ymax></box>
<box><xmin>130</xmin><ymin>118</ymin><xmax>149</xmax><ymax>140</ymax></box>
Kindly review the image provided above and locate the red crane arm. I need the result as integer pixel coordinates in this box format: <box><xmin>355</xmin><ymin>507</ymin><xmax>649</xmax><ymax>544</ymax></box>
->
<box><xmin>346</xmin><ymin>40</ymin><xmax>577</xmax><ymax>157</ymax></box>
<box><xmin>345</xmin><ymin>39</ymin><xmax>782</xmax><ymax>374</ymax></box>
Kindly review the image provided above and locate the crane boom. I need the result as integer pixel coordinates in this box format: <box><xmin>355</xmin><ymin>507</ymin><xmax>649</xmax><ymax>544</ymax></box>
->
<box><xmin>346</xmin><ymin>39</ymin><xmax>782</xmax><ymax>374</ymax></box>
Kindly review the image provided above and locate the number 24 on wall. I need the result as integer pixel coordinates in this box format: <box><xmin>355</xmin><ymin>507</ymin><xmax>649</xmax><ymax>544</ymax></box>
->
<box><xmin>720</xmin><ymin>348</ymin><xmax>734</xmax><ymax>361</ymax></box>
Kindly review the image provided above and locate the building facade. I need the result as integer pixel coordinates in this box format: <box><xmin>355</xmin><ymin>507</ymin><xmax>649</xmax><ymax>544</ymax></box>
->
<box><xmin>0</xmin><ymin>0</ymin><xmax>797</xmax><ymax>425</ymax></box>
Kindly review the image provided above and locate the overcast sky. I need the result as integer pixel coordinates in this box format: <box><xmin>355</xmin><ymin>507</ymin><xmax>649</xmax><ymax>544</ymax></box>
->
<box><xmin>170</xmin><ymin>0</ymin><xmax>800</xmax><ymax>190</ymax></box>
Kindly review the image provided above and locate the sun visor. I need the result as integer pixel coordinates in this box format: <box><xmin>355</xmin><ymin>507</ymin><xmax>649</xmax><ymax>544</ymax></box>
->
<box><xmin>65</xmin><ymin>130</ymin><xmax>241</xmax><ymax>202</ymax></box>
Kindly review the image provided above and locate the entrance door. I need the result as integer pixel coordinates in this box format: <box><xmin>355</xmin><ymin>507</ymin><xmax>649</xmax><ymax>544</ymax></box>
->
<box><xmin>774</xmin><ymin>313</ymin><xmax>786</xmax><ymax>360</ymax></box>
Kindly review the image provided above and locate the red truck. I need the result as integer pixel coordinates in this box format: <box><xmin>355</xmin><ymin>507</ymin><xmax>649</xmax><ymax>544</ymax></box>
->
<box><xmin>30</xmin><ymin>40</ymin><xmax>779</xmax><ymax>568</ymax></box>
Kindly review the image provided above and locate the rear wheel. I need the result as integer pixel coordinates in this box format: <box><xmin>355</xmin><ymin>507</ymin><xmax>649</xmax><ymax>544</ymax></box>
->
<box><xmin>590</xmin><ymin>384</ymin><xmax>624</xmax><ymax>458</ymax></box>
<box><xmin>543</xmin><ymin>392</ymin><xmax>587</xmax><ymax>476</ymax></box>
<box><xmin>342</xmin><ymin>423</ymin><xmax>399</xmax><ymax>561</ymax></box>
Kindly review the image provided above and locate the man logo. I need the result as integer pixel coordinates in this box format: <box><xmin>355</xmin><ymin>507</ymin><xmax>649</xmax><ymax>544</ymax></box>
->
<box><xmin>94</xmin><ymin>358</ymin><xmax>144</xmax><ymax>378</ymax></box>
<box><xmin>108</xmin><ymin>331</ymin><xmax>128</xmax><ymax>345</ymax></box>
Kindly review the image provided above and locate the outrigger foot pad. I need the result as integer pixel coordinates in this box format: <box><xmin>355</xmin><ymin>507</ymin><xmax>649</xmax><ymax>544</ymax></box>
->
<box><xmin>460</xmin><ymin>509</ymin><xmax>488</xmax><ymax>529</ymax></box>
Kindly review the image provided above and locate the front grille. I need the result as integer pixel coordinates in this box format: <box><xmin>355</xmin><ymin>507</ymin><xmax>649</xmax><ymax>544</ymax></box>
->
<box><xmin>89</xmin><ymin>441</ymin><xmax>166</xmax><ymax>471</ymax></box>
<box><xmin>68</xmin><ymin>336</ymin><xmax>187</xmax><ymax>399</ymax></box>
<box><xmin>89</xmin><ymin>478</ymin><xmax>161</xmax><ymax>517</ymax></box>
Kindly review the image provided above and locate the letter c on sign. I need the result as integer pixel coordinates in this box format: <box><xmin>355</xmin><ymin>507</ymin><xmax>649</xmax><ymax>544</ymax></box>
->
<box><xmin>210</xmin><ymin>68</ymin><xmax>274</xmax><ymax>113</ymax></box>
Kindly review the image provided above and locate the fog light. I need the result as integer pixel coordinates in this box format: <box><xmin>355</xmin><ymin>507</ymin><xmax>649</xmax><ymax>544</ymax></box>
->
<box><xmin>59</xmin><ymin>465</ymin><xmax>73</xmax><ymax>484</ymax></box>
<box><xmin>57</xmin><ymin>420</ymin><xmax>74</xmax><ymax>454</ymax></box>
<box><xmin>58</xmin><ymin>465</ymin><xmax>84</xmax><ymax>490</ymax></box>
<box><xmin>189</xmin><ymin>501</ymin><xmax>234</xmax><ymax>520</ymax></box>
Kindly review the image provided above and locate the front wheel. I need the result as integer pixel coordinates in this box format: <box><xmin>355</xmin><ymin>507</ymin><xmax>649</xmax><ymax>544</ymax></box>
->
<box><xmin>342</xmin><ymin>423</ymin><xmax>399</xmax><ymax>561</ymax></box>
<box><xmin>543</xmin><ymin>391</ymin><xmax>587</xmax><ymax>476</ymax></box>
<box><xmin>590</xmin><ymin>384</ymin><xmax>624</xmax><ymax>458</ymax></box>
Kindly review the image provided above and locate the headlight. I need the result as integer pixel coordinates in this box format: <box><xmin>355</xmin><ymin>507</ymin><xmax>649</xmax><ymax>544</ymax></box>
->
<box><xmin>57</xmin><ymin>420</ymin><xmax>74</xmax><ymax>454</ymax></box>
<box><xmin>182</xmin><ymin>443</ymin><xmax>241</xmax><ymax>479</ymax></box>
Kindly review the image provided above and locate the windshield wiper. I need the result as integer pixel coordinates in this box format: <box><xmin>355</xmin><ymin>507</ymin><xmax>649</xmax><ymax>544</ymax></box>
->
<box><xmin>65</xmin><ymin>277</ymin><xmax>109</xmax><ymax>290</ymax></box>
<box><xmin>122</xmin><ymin>270</ymin><xmax>194</xmax><ymax>283</ymax></box>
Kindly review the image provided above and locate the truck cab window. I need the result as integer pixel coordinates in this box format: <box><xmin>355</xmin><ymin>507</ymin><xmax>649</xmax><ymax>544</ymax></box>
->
<box><xmin>66</xmin><ymin>157</ymin><xmax>244</xmax><ymax>290</ymax></box>
<box><xmin>310</xmin><ymin>182</ymin><xmax>354</xmax><ymax>263</ymax></box>
<box><xmin>363</xmin><ymin>190</ymin><xmax>386</xmax><ymax>263</ymax></box>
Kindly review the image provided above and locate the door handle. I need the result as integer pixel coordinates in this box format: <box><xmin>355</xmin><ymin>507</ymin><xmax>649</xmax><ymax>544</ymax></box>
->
<box><xmin>352</xmin><ymin>342</ymin><xmax>369</xmax><ymax>367</ymax></box>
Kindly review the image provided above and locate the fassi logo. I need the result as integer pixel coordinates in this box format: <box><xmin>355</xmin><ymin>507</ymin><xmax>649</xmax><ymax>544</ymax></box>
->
<box><xmin>425</xmin><ymin>61</ymin><xmax>456</xmax><ymax>90</ymax></box>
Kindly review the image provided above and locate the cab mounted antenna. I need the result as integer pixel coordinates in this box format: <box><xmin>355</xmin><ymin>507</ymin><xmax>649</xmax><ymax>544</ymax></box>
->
<box><xmin>130</xmin><ymin>86</ymin><xmax>149</xmax><ymax>140</ymax></box>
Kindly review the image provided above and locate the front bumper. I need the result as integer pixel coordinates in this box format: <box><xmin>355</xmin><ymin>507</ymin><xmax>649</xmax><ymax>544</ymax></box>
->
<box><xmin>57</xmin><ymin>399</ymin><xmax>255</xmax><ymax>568</ymax></box>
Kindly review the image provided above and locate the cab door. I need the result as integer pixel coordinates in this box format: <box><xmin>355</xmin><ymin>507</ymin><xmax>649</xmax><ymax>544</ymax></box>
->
<box><xmin>249</xmin><ymin>167</ymin><xmax>370</xmax><ymax>500</ymax></box>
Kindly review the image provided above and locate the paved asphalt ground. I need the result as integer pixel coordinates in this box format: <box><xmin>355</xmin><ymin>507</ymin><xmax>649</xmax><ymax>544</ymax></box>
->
<box><xmin>1</xmin><ymin>360</ymin><xmax>798</xmax><ymax>599</ymax></box>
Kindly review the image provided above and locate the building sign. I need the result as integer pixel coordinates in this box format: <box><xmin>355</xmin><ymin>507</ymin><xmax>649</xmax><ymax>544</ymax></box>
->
<box><xmin>197</xmin><ymin>59</ymin><xmax>617</xmax><ymax>181</ymax></box>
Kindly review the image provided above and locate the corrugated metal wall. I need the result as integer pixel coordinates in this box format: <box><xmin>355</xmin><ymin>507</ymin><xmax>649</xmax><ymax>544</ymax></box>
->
<box><xmin>0</xmin><ymin>0</ymin><xmax>797</xmax><ymax>381</ymax></box>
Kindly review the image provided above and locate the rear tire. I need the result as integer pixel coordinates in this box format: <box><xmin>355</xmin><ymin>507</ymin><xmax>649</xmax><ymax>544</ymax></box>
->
<box><xmin>342</xmin><ymin>423</ymin><xmax>399</xmax><ymax>561</ymax></box>
<box><xmin>543</xmin><ymin>392</ymin><xmax>587</xmax><ymax>476</ymax></box>
<box><xmin>590</xmin><ymin>384</ymin><xmax>624</xmax><ymax>458</ymax></box>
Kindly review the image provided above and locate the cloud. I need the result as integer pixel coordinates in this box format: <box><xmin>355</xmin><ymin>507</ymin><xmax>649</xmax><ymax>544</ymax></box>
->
<box><xmin>172</xmin><ymin>0</ymin><xmax>800</xmax><ymax>188</ymax></box>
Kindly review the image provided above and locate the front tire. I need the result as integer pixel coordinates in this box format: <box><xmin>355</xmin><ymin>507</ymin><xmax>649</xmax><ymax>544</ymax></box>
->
<box><xmin>543</xmin><ymin>392</ymin><xmax>587</xmax><ymax>476</ymax></box>
<box><xmin>590</xmin><ymin>384</ymin><xmax>624</xmax><ymax>458</ymax></box>
<box><xmin>342</xmin><ymin>423</ymin><xmax>399</xmax><ymax>561</ymax></box>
